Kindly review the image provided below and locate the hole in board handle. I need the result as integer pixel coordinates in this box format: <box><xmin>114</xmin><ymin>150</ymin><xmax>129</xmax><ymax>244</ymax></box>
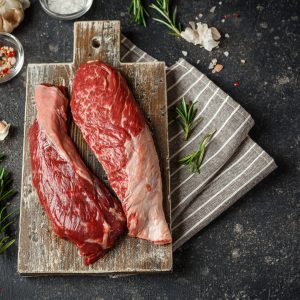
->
<box><xmin>92</xmin><ymin>38</ymin><xmax>101</xmax><ymax>49</ymax></box>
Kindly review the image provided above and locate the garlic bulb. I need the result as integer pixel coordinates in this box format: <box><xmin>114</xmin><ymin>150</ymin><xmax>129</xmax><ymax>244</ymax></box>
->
<box><xmin>181</xmin><ymin>22</ymin><xmax>221</xmax><ymax>52</ymax></box>
<box><xmin>0</xmin><ymin>120</ymin><xmax>10</xmax><ymax>141</ymax></box>
<box><xmin>0</xmin><ymin>0</ymin><xmax>24</xmax><ymax>33</ymax></box>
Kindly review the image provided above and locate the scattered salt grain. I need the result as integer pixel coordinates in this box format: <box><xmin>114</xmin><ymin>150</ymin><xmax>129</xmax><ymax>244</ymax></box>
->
<box><xmin>256</xmin><ymin>5</ymin><xmax>264</xmax><ymax>11</ymax></box>
<box><xmin>212</xmin><ymin>58</ymin><xmax>217</xmax><ymax>65</ymax></box>
<box><xmin>224</xmin><ymin>51</ymin><xmax>229</xmax><ymax>57</ymax></box>
<box><xmin>197</xmin><ymin>60</ymin><xmax>200</xmax><ymax>64</ymax></box>
<box><xmin>225</xmin><ymin>33</ymin><xmax>230</xmax><ymax>38</ymax></box>
<box><xmin>195</xmin><ymin>16</ymin><xmax>199</xmax><ymax>20</ymax></box>
<box><xmin>199</xmin><ymin>13</ymin><xmax>203</xmax><ymax>18</ymax></box>
<box><xmin>260</xmin><ymin>22</ymin><xmax>268</xmax><ymax>29</ymax></box>
<box><xmin>208</xmin><ymin>62</ymin><xmax>214</xmax><ymax>69</ymax></box>
<box><xmin>210</xmin><ymin>6</ymin><xmax>216</xmax><ymax>13</ymax></box>
<box><xmin>221</xmin><ymin>19</ymin><xmax>225</xmax><ymax>23</ymax></box>
<box><xmin>240</xmin><ymin>59</ymin><xmax>246</xmax><ymax>64</ymax></box>
<box><xmin>274</xmin><ymin>36</ymin><xmax>280</xmax><ymax>40</ymax></box>
<box><xmin>182</xmin><ymin>51</ymin><xmax>188</xmax><ymax>56</ymax></box>
<box><xmin>219</xmin><ymin>1</ymin><xmax>222</xmax><ymax>5</ymax></box>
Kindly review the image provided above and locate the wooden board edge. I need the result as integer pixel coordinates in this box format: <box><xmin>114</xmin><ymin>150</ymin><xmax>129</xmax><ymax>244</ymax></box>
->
<box><xmin>17</xmin><ymin>65</ymin><xmax>32</xmax><ymax>273</ymax></box>
<box><xmin>162</xmin><ymin>62</ymin><xmax>173</xmax><ymax>266</ymax></box>
<box><xmin>18</xmin><ymin>267</ymin><xmax>173</xmax><ymax>276</ymax></box>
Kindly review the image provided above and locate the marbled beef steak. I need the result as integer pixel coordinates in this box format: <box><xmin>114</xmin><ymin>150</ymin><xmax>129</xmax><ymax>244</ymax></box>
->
<box><xmin>71</xmin><ymin>61</ymin><xmax>172</xmax><ymax>245</ymax></box>
<box><xmin>29</xmin><ymin>84</ymin><xmax>126</xmax><ymax>265</ymax></box>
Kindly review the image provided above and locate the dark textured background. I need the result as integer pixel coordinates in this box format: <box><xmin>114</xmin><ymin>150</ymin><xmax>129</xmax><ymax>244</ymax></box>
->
<box><xmin>0</xmin><ymin>0</ymin><xmax>299</xmax><ymax>299</ymax></box>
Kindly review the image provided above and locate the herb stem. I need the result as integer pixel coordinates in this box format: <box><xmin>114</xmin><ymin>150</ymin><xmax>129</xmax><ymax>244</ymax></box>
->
<box><xmin>178</xmin><ymin>131</ymin><xmax>216</xmax><ymax>173</ymax></box>
<box><xmin>175</xmin><ymin>97</ymin><xmax>203</xmax><ymax>140</ymax></box>
<box><xmin>129</xmin><ymin>0</ymin><xmax>149</xmax><ymax>27</ymax></box>
<box><xmin>150</xmin><ymin>0</ymin><xmax>182</xmax><ymax>37</ymax></box>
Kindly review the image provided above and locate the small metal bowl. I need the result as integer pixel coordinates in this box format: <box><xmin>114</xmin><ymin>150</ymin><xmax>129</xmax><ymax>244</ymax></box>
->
<box><xmin>0</xmin><ymin>33</ymin><xmax>24</xmax><ymax>84</ymax></box>
<box><xmin>39</xmin><ymin>0</ymin><xmax>93</xmax><ymax>20</ymax></box>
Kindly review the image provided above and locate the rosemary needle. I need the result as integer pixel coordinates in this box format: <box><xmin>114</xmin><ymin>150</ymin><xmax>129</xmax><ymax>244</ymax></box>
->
<box><xmin>150</xmin><ymin>0</ymin><xmax>182</xmax><ymax>36</ymax></box>
<box><xmin>129</xmin><ymin>0</ymin><xmax>149</xmax><ymax>27</ymax></box>
<box><xmin>0</xmin><ymin>154</ymin><xmax>17</xmax><ymax>254</ymax></box>
<box><xmin>178</xmin><ymin>131</ymin><xmax>216</xmax><ymax>173</ymax></box>
<box><xmin>175</xmin><ymin>97</ymin><xmax>203</xmax><ymax>140</ymax></box>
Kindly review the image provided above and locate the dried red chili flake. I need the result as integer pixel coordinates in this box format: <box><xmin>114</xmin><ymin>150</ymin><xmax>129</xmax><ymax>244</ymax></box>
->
<box><xmin>8</xmin><ymin>51</ymin><xmax>15</xmax><ymax>57</ymax></box>
<box><xmin>233</xmin><ymin>12</ymin><xmax>241</xmax><ymax>18</ymax></box>
<box><xmin>233</xmin><ymin>81</ymin><xmax>240</xmax><ymax>87</ymax></box>
<box><xmin>2</xmin><ymin>68</ymin><xmax>9</xmax><ymax>74</ymax></box>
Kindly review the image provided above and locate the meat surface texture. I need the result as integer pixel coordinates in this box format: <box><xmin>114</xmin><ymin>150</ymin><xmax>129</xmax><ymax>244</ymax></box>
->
<box><xmin>29</xmin><ymin>84</ymin><xmax>126</xmax><ymax>265</ymax></box>
<box><xmin>71</xmin><ymin>61</ymin><xmax>172</xmax><ymax>245</ymax></box>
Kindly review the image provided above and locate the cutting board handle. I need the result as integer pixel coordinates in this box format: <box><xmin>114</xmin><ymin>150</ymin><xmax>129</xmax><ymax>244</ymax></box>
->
<box><xmin>73</xmin><ymin>21</ymin><xmax>121</xmax><ymax>68</ymax></box>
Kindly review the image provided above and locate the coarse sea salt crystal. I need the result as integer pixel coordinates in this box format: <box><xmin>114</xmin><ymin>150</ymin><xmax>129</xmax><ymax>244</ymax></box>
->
<box><xmin>224</xmin><ymin>51</ymin><xmax>229</xmax><ymax>57</ymax></box>
<box><xmin>182</xmin><ymin>51</ymin><xmax>188</xmax><ymax>56</ymax></box>
<box><xmin>180</xmin><ymin>22</ymin><xmax>221</xmax><ymax>52</ymax></box>
<box><xmin>225</xmin><ymin>33</ymin><xmax>230</xmax><ymax>38</ymax></box>
<box><xmin>213</xmin><ymin>64</ymin><xmax>223</xmax><ymax>73</ymax></box>
<box><xmin>212</xmin><ymin>58</ymin><xmax>218</xmax><ymax>65</ymax></box>
<box><xmin>208</xmin><ymin>62</ymin><xmax>214</xmax><ymax>69</ymax></box>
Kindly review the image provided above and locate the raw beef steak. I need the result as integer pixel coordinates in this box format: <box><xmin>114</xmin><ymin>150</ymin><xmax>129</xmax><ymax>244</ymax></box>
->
<box><xmin>29</xmin><ymin>84</ymin><xmax>126</xmax><ymax>265</ymax></box>
<box><xmin>71</xmin><ymin>61</ymin><xmax>172</xmax><ymax>245</ymax></box>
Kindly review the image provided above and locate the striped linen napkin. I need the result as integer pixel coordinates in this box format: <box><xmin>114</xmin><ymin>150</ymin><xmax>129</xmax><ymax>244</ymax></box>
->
<box><xmin>120</xmin><ymin>35</ymin><xmax>277</xmax><ymax>251</ymax></box>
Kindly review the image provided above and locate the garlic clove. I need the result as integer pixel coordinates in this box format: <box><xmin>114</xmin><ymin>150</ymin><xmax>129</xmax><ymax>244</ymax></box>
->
<box><xmin>19</xmin><ymin>0</ymin><xmax>30</xmax><ymax>10</ymax></box>
<box><xmin>0</xmin><ymin>120</ymin><xmax>10</xmax><ymax>141</ymax></box>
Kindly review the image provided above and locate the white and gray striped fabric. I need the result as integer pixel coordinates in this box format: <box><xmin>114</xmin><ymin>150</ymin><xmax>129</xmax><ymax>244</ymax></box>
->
<box><xmin>120</xmin><ymin>35</ymin><xmax>277</xmax><ymax>251</ymax></box>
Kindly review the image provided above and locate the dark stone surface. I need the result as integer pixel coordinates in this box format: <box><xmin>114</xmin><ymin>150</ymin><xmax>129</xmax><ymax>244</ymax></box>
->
<box><xmin>0</xmin><ymin>0</ymin><xmax>299</xmax><ymax>299</ymax></box>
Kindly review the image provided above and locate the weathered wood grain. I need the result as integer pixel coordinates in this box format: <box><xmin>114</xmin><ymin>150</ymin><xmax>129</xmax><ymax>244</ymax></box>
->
<box><xmin>18</xmin><ymin>21</ymin><xmax>172</xmax><ymax>275</ymax></box>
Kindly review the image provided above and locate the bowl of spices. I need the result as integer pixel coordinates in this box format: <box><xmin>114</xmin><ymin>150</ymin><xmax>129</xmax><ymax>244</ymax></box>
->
<box><xmin>39</xmin><ymin>0</ymin><xmax>93</xmax><ymax>20</ymax></box>
<box><xmin>0</xmin><ymin>33</ymin><xmax>24</xmax><ymax>84</ymax></box>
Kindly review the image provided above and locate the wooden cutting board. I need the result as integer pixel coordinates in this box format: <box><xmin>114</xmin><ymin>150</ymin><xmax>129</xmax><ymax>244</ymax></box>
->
<box><xmin>18</xmin><ymin>21</ymin><xmax>172</xmax><ymax>275</ymax></box>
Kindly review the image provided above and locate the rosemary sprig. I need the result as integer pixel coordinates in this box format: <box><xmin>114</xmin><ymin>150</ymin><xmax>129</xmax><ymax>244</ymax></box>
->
<box><xmin>0</xmin><ymin>154</ymin><xmax>17</xmax><ymax>254</ymax></box>
<box><xmin>176</xmin><ymin>97</ymin><xmax>203</xmax><ymax>140</ymax></box>
<box><xmin>149</xmin><ymin>0</ymin><xmax>182</xmax><ymax>36</ymax></box>
<box><xmin>178</xmin><ymin>131</ymin><xmax>216</xmax><ymax>173</ymax></box>
<box><xmin>129</xmin><ymin>0</ymin><xmax>149</xmax><ymax>27</ymax></box>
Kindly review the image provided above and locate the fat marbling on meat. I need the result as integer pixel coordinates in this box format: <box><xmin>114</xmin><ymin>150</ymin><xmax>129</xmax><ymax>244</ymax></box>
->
<box><xmin>71</xmin><ymin>61</ymin><xmax>172</xmax><ymax>245</ymax></box>
<box><xmin>29</xmin><ymin>84</ymin><xmax>126</xmax><ymax>265</ymax></box>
